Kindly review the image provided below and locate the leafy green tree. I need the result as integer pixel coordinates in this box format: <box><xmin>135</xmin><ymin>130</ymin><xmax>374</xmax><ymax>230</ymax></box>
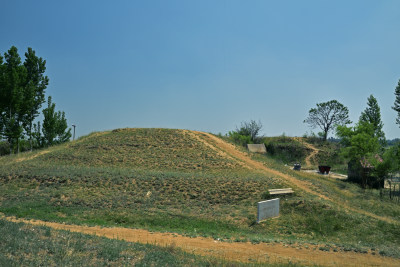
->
<box><xmin>0</xmin><ymin>46</ymin><xmax>26</xmax><ymax>153</ymax></box>
<box><xmin>359</xmin><ymin>95</ymin><xmax>385</xmax><ymax>145</ymax></box>
<box><xmin>337</xmin><ymin>121</ymin><xmax>389</xmax><ymax>188</ymax></box>
<box><xmin>22</xmin><ymin>47</ymin><xmax>48</xmax><ymax>151</ymax></box>
<box><xmin>229</xmin><ymin>120</ymin><xmax>263</xmax><ymax>146</ymax></box>
<box><xmin>384</xmin><ymin>142</ymin><xmax>400</xmax><ymax>174</ymax></box>
<box><xmin>304</xmin><ymin>100</ymin><xmax>351</xmax><ymax>141</ymax></box>
<box><xmin>337</xmin><ymin>121</ymin><xmax>380</xmax><ymax>161</ymax></box>
<box><xmin>55</xmin><ymin>111</ymin><xmax>72</xmax><ymax>144</ymax></box>
<box><xmin>228</xmin><ymin>131</ymin><xmax>253</xmax><ymax>147</ymax></box>
<box><xmin>0</xmin><ymin>46</ymin><xmax>68</xmax><ymax>154</ymax></box>
<box><xmin>392</xmin><ymin>79</ymin><xmax>400</xmax><ymax>126</ymax></box>
<box><xmin>42</xmin><ymin>96</ymin><xmax>71</xmax><ymax>146</ymax></box>
<box><xmin>238</xmin><ymin>120</ymin><xmax>263</xmax><ymax>142</ymax></box>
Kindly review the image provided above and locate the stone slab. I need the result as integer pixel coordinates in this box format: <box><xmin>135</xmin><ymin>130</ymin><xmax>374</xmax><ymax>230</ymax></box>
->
<box><xmin>247</xmin><ymin>144</ymin><xmax>267</xmax><ymax>153</ymax></box>
<box><xmin>257</xmin><ymin>198</ymin><xmax>280</xmax><ymax>223</ymax></box>
<box><xmin>268</xmin><ymin>188</ymin><xmax>294</xmax><ymax>195</ymax></box>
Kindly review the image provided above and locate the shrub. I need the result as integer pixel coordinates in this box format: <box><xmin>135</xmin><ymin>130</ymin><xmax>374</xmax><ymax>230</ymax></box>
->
<box><xmin>228</xmin><ymin>120</ymin><xmax>263</xmax><ymax>146</ymax></box>
<box><xmin>264</xmin><ymin>137</ymin><xmax>306</xmax><ymax>163</ymax></box>
<box><xmin>0</xmin><ymin>141</ymin><xmax>10</xmax><ymax>156</ymax></box>
<box><xmin>228</xmin><ymin>131</ymin><xmax>253</xmax><ymax>147</ymax></box>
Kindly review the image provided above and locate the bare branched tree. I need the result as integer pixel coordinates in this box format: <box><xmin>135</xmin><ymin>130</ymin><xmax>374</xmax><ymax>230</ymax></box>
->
<box><xmin>304</xmin><ymin>100</ymin><xmax>351</xmax><ymax>141</ymax></box>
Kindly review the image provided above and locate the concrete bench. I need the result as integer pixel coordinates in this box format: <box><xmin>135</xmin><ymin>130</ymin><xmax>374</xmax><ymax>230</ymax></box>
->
<box><xmin>268</xmin><ymin>188</ymin><xmax>294</xmax><ymax>195</ymax></box>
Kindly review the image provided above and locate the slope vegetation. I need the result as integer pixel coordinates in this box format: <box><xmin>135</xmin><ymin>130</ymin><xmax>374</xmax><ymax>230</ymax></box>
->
<box><xmin>264</xmin><ymin>136</ymin><xmax>343</xmax><ymax>168</ymax></box>
<box><xmin>0</xmin><ymin>128</ymin><xmax>399</xmax><ymax>266</ymax></box>
<box><xmin>16</xmin><ymin>128</ymin><xmax>244</xmax><ymax>171</ymax></box>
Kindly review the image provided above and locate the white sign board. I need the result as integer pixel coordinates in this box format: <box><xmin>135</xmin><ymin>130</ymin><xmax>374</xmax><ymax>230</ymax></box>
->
<box><xmin>257</xmin><ymin>198</ymin><xmax>279</xmax><ymax>223</ymax></box>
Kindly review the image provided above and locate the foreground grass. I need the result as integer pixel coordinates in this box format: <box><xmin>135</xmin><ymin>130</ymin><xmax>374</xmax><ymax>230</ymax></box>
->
<box><xmin>2</xmin><ymin>218</ymin><xmax>293</xmax><ymax>266</ymax></box>
<box><xmin>1</xmin><ymin>162</ymin><xmax>399</xmax><ymax>258</ymax></box>
<box><xmin>0</xmin><ymin>128</ymin><xmax>399</xmax><ymax>260</ymax></box>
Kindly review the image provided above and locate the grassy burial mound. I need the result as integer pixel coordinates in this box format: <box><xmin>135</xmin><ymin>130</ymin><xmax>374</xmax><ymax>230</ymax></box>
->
<box><xmin>0</xmin><ymin>128</ymin><xmax>400</xmax><ymax>265</ymax></box>
<box><xmin>15</xmin><ymin>128</ymin><xmax>245</xmax><ymax>171</ymax></box>
<box><xmin>0</xmin><ymin>128</ymin><xmax>284</xmax><ymax>232</ymax></box>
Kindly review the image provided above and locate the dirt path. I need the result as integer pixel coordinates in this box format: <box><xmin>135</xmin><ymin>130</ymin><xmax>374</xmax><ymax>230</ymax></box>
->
<box><xmin>293</xmin><ymin>137</ymin><xmax>319</xmax><ymax>167</ymax></box>
<box><xmin>191</xmin><ymin>132</ymin><xmax>398</xmax><ymax>225</ymax></box>
<box><xmin>3</xmin><ymin>215</ymin><xmax>399</xmax><ymax>267</ymax></box>
<box><xmin>192</xmin><ymin>131</ymin><xmax>329</xmax><ymax>200</ymax></box>
<box><xmin>11</xmin><ymin>132</ymin><xmax>109</xmax><ymax>164</ymax></box>
<box><xmin>184</xmin><ymin>130</ymin><xmax>249</xmax><ymax>169</ymax></box>
<box><xmin>15</xmin><ymin>150</ymin><xmax>50</xmax><ymax>163</ymax></box>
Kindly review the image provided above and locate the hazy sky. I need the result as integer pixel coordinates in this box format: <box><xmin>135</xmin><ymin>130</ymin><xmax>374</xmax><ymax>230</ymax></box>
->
<box><xmin>1</xmin><ymin>1</ymin><xmax>400</xmax><ymax>139</ymax></box>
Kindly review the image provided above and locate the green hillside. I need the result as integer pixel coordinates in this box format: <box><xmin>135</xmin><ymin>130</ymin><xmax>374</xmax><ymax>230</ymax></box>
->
<box><xmin>0</xmin><ymin>128</ymin><xmax>399</xmax><ymax>265</ymax></box>
<box><xmin>9</xmin><ymin>128</ymin><xmax>244</xmax><ymax>171</ymax></box>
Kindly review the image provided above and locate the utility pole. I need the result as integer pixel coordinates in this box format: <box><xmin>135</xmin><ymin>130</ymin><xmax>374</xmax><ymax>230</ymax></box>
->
<box><xmin>72</xmin><ymin>124</ymin><xmax>76</xmax><ymax>141</ymax></box>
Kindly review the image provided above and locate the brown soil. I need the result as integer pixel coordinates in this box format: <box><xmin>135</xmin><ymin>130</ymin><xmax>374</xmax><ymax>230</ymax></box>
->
<box><xmin>15</xmin><ymin>150</ymin><xmax>50</xmax><ymax>162</ymax></box>
<box><xmin>3</xmin><ymin>214</ymin><xmax>399</xmax><ymax>267</ymax></box>
<box><xmin>293</xmin><ymin>137</ymin><xmax>319</xmax><ymax>167</ymax></box>
<box><xmin>13</xmin><ymin>131</ymin><xmax>109</xmax><ymax>163</ymax></box>
<box><xmin>193</xmin><ymin>131</ymin><xmax>329</xmax><ymax>200</ymax></box>
<box><xmin>292</xmin><ymin>138</ymin><xmax>348</xmax><ymax>179</ymax></box>
<box><xmin>183</xmin><ymin>130</ymin><xmax>247</xmax><ymax>168</ymax></box>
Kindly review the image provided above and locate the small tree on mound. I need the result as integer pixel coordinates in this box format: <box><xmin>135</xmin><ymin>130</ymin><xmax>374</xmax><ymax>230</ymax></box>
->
<box><xmin>42</xmin><ymin>96</ymin><xmax>71</xmax><ymax>146</ymax></box>
<box><xmin>229</xmin><ymin>120</ymin><xmax>263</xmax><ymax>146</ymax></box>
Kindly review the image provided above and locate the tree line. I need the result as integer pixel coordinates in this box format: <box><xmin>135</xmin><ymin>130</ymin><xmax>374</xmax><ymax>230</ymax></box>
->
<box><xmin>229</xmin><ymin>81</ymin><xmax>400</xmax><ymax>189</ymax></box>
<box><xmin>302</xmin><ymin>84</ymin><xmax>400</xmax><ymax>188</ymax></box>
<box><xmin>0</xmin><ymin>46</ymin><xmax>71</xmax><ymax>154</ymax></box>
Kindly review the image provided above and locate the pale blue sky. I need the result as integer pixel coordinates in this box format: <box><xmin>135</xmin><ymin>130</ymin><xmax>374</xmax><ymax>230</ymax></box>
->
<box><xmin>1</xmin><ymin>1</ymin><xmax>400</xmax><ymax>139</ymax></box>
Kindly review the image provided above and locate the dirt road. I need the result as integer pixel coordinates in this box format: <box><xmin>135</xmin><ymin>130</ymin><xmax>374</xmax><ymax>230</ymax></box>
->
<box><xmin>3</xmin><ymin>214</ymin><xmax>399</xmax><ymax>267</ymax></box>
<box><xmin>293</xmin><ymin>137</ymin><xmax>319</xmax><ymax>167</ymax></box>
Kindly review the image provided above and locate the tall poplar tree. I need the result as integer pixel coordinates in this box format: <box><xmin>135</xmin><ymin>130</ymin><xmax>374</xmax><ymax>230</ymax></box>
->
<box><xmin>393</xmin><ymin>79</ymin><xmax>400</xmax><ymax>127</ymax></box>
<box><xmin>0</xmin><ymin>46</ymin><xmax>26</xmax><ymax>153</ymax></box>
<box><xmin>23</xmin><ymin>47</ymin><xmax>49</xmax><ymax>151</ymax></box>
<box><xmin>0</xmin><ymin>45</ymin><xmax>69</xmax><ymax>153</ymax></box>
<box><xmin>359</xmin><ymin>95</ymin><xmax>385</xmax><ymax>145</ymax></box>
